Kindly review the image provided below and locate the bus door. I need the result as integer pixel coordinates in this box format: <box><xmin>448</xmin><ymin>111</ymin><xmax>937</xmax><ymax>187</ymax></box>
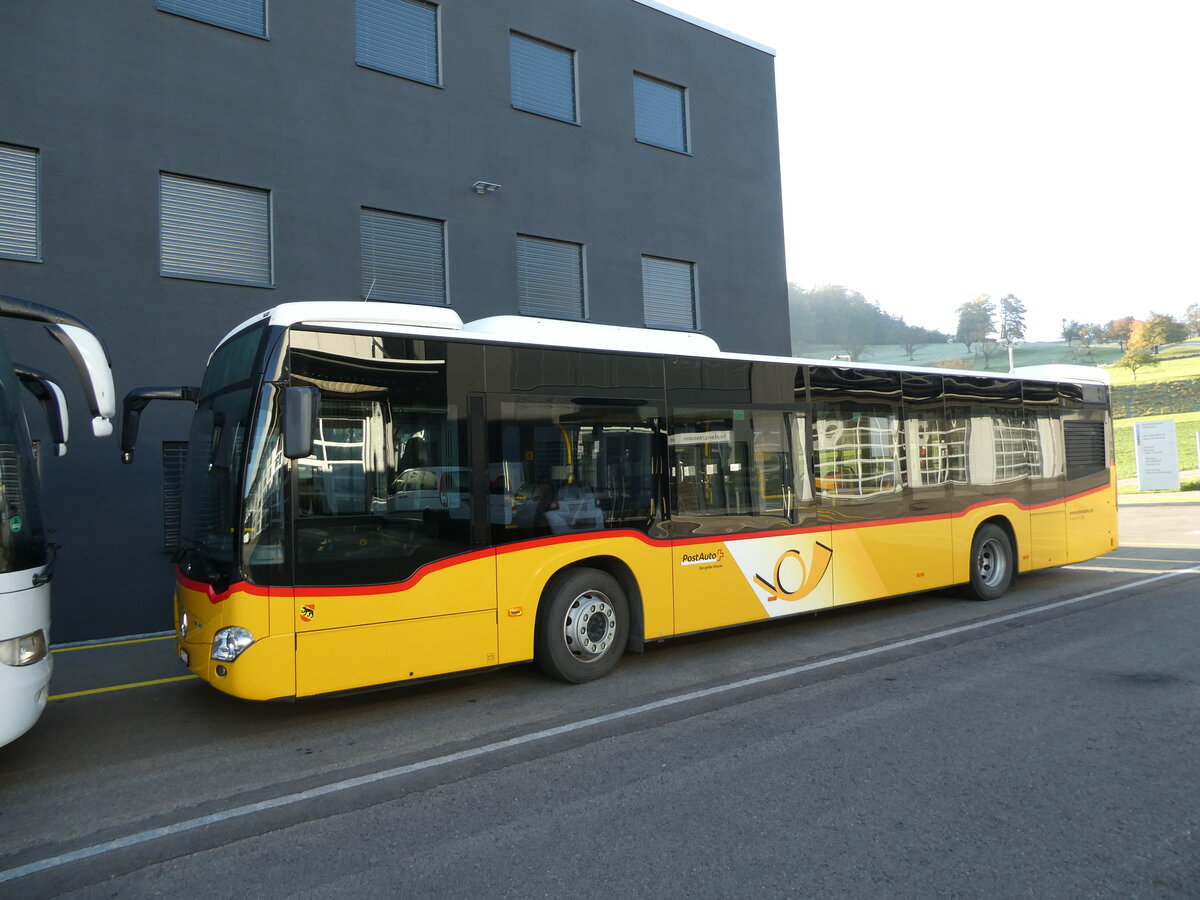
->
<box><xmin>285</xmin><ymin>332</ymin><xmax>497</xmax><ymax>695</ymax></box>
<box><xmin>665</xmin><ymin>406</ymin><xmax>830</xmax><ymax>633</ymax></box>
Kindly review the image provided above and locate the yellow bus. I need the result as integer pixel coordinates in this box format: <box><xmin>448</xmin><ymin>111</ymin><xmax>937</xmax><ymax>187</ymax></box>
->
<box><xmin>122</xmin><ymin>302</ymin><xmax>1116</xmax><ymax>699</ymax></box>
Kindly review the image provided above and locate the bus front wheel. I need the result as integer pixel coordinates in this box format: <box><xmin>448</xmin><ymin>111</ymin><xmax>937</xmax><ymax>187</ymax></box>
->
<box><xmin>964</xmin><ymin>523</ymin><xmax>1014</xmax><ymax>601</ymax></box>
<box><xmin>535</xmin><ymin>568</ymin><xmax>629</xmax><ymax>683</ymax></box>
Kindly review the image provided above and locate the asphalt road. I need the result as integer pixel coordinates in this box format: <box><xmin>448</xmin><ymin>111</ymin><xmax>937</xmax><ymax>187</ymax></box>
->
<box><xmin>1</xmin><ymin>504</ymin><xmax>1197</xmax><ymax>898</ymax></box>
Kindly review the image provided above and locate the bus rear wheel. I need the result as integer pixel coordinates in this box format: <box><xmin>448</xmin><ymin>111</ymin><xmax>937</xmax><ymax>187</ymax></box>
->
<box><xmin>964</xmin><ymin>523</ymin><xmax>1014</xmax><ymax>601</ymax></box>
<box><xmin>535</xmin><ymin>568</ymin><xmax>629</xmax><ymax>683</ymax></box>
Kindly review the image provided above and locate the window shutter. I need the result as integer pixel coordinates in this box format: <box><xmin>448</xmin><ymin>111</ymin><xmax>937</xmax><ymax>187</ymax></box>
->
<box><xmin>634</xmin><ymin>74</ymin><xmax>688</xmax><ymax>153</ymax></box>
<box><xmin>157</xmin><ymin>0</ymin><xmax>266</xmax><ymax>36</ymax></box>
<box><xmin>510</xmin><ymin>34</ymin><xmax>577</xmax><ymax>123</ymax></box>
<box><xmin>517</xmin><ymin>236</ymin><xmax>584</xmax><ymax>319</ymax></box>
<box><xmin>0</xmin><ymin>145</ymin><xmax>39</xmax><ymax>261</ymax></box>
<box><xmin>160</xmin><ymin>174</ymin><xmax>272</xmax><ymax>286</ymax></box>
<box><xmin>361</xmin><ymin>209</ymin><xmax>446</xmax><ymax>304</ymax></box>
<box><xmin>642</xmin><ymin>256</ymin><xmax>696</xmax><ymax>329</ymax></box>
<box><xmin>356</xmin><ymin>0</ymin><xmax>439</xmax><ymax>85</ymax></box>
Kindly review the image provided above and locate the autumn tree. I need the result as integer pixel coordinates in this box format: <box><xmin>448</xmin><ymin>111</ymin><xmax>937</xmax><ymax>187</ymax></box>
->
<box><xmin>1102</xmin><ymin>317</ymin><xmax>1136</xmax><ymax>352</ymax></box>
<box><xmin>955</xmin><ymin>295</ymin><xmax>996</xmax><ymax>354</ymax></box>
<box><xmin>1134</xmin><ymin>312</ymin><xmax>1188</xmax><ymax>354</ymax></box>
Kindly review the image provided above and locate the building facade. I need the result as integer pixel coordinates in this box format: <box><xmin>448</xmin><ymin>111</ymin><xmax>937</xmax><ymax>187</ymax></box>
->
<box><xmin>0</xmin><ymin>0</ymin><xmax>787</xmax><ymax>641</ymax></box>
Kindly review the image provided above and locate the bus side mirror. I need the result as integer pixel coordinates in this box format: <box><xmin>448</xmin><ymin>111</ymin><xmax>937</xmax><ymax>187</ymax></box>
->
<box><xmin>283</xmin><ymin>386</ymin><xmax>320</xmax><ymax>459</ymax></box>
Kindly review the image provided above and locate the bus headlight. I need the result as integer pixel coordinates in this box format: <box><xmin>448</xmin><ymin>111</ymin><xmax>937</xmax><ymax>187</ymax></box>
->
<box><xmin>0</xmin><ymin>630</ymin><xmax>48</xmax><ymax>667</ymax></box>
<box><xmin>211</xmin><ymin>627</ymin><xmax>254</xmax><ymax>662</ymax></box>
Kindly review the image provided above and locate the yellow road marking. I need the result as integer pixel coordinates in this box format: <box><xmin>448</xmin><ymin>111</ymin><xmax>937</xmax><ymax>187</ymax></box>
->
<box><xmin>49</xmin><ymin>674</ymin><xmax>198</xmax><ymax>701</ymax></box>
<box><xmin>52</xmin><ymin>634</ymin><xmax>175</xmax><ymax>653</ymax></box>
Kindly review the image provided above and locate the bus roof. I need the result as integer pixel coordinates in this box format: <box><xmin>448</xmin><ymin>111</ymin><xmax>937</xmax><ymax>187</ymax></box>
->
<box><xmin>226</xmin><ymin>301</ymin><xmax>1110</xmax><ymax>387</ymax></box>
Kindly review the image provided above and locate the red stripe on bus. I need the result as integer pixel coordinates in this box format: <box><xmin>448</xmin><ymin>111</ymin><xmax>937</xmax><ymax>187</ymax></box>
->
<box><xmin>178</xmin><ymin>483</ymin><xmax>1113</xmax><ymax>601</ymax></box>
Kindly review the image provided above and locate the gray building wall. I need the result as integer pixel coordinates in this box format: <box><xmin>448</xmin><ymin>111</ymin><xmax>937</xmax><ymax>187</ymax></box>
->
<box><xmin>0</xmin><ymin>0</ymin><xmax>787</xmax><ymax>641</ymax></box>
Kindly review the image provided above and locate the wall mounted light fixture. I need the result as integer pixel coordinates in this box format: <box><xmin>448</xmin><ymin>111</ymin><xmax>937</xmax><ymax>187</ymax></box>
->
<box><xmin>472</xmin><ymin>181</ymin><xmax>501</xmax><ymax>195</ymax></box>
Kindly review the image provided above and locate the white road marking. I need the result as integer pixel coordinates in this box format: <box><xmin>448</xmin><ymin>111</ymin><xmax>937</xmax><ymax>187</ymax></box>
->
<box><xmin>3</xmin><ymin>564</ymin><xmax>1198</xmax><ymax>885</ymax></box>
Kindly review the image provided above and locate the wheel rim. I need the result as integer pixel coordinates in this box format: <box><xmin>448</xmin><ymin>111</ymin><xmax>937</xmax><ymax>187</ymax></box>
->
<box><xmin>561</xmin><ymin>590</ymin><xmax>618</xmax><ymax>663</ymax></box>
<box><xmin>976</xmin><ymin>537</ymin><xmax>1008</xmax><ymax>588</ymax></box>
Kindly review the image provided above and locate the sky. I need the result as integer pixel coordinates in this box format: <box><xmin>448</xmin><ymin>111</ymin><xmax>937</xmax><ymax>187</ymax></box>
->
<box><xmin>660</xmin><ymin>0</ymin><xmax>1200</xmax><ymax>341</ymax></box>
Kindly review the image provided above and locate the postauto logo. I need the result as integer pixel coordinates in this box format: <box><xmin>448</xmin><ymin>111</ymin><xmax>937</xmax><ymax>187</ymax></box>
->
<box><xmin>680</xmin><ymin>549</ymin><xmax>725</xmax><ymax>566</ymax></box>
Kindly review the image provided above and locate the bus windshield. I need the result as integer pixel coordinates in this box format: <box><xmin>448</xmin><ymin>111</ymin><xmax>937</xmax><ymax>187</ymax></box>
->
<box><xmin>178</xmin><ymin>322</ymin><xmax>269</xmax><ymax>587</ymax></box>
<box><xmin>0</xmin><ymin>336</ymin><xmax>46</xmax><ymax>575</ymax></box>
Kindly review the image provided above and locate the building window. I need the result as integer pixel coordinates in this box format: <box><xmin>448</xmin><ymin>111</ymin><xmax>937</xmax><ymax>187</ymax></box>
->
<box><xmin>356</xmin><ymin>0</ymin><xmax>439</xmax><ymax>86</ymax></box>
<box><xmin>361</xmin><ymin>208</ymin><xmax>446</xmax><ymax>304</ymax></box>
<box><xmin>0</xmin><ymin>144</ymin><xmax>39</xmax><ymax>262</ymax></box>
<box><xmin>160</xmin><ymin>174</ymin><xmax>272</xmax><ymax>287</ymax></box>
<box><xmin>157</xmin><ymin>0</ymin><xmax>267</xmax><ymax>38</ymax></box>
<box><xmin>517</xmin><ymin>236</ymin><xmax>585</xmax><ymax>319</ymax></box>
<box><xmin>634</xmin><ymin>74</ymin><xmax>689</xmax><ymax>153</ymax></box>
<box><xmin>510</xmin><ymin>33</ymin><xmax>577</xmax><ymax>124</ymax></box>
<box><xmin>642</xmin><ymin>255</ymin><xmax>696</xmax><ymax>330</ymax></box>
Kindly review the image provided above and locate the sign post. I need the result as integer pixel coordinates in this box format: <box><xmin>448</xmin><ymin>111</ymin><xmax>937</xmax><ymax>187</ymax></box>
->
<box><xmin>1134</xmin><ymin>419</ymin><xmax>1179</xmax><ymax>492</ymax></box>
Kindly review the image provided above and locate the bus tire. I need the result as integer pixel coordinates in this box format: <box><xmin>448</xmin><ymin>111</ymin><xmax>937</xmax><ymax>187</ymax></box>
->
<box><xmin>963</xmin><ymin>523</ymin><xmax>1014</xmax><ymax>601</ymax></box>
<box><xmin>535</xmin><ymin>568</ymin><xmax>629</xmax><ymax>683</ymax></box>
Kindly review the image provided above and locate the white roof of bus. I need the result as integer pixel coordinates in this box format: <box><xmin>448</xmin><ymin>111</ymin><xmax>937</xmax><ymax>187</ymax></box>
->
<box><xmin>223</xmin><ymin>301</ymin><xmax>1110</xmax><ymax>387</ymax></box>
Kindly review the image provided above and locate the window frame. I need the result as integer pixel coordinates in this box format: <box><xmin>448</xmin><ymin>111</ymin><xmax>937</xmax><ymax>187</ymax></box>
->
<box><xmin>509</xmin><ymin>32</ymin><xmax>579</xmax><ymax>125</ymax></box>
<box><xmin>360</xmin><ymin>207</ymin><xmax>448</xmax><ymax>305</ymax></box>
<box><xmin>156</xmin><ymin>0</ymin><xmax>268</xmax><ymax>39</ymax></box>
<box><xmin>159</xmin><ymin>172</ymin><xmax>275</xmax><ymax>288</ymax></box>
<box><xmin>641</xmin><ymin>255</ymin><xmax>698</xmax><ymax>331</ymax></box>
<box><xmin>633</xmin><ymin>72</ymin><xmax>690</xmax><ymax>154</ymax></box>
<box><xmin>516</xmin><ymin>234</ymin><xmax>587</xmax><ymax>321</ymax></box>
<box><xmin>0</xmin><ymin>143</ymin><xmax>40</xmax><ymax>263</ymax></box>
<box><xmin>355</xmin><ymin>0</ymin><xmax>441</xmax><ymax>87</ymax></box>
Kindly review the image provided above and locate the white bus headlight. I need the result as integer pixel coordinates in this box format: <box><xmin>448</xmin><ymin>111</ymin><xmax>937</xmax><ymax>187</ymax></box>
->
<box><xmin>211</xmin><ymin>627</ymin><xmax>254</xmax><ymax>662</ymax></box>
<box><xmin>0</xmin><ymin>630</ymin><xmax>48</xmax><ymax>667</ymax></box>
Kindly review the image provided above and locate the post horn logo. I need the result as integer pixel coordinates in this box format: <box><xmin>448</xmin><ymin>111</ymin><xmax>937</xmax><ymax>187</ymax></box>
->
<box><xmin>753</xmin><ymin>543</ymin><xmax>833</xmax><ymax>602</ymax></box>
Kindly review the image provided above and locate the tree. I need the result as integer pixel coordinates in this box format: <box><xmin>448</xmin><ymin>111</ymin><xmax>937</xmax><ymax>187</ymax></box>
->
<box><xmin>1102</xmin><ymin>317</ymin><xmax>1136</xmax><ymax>352</ymax></box>
<box><xmin>1075</xmin><ymin>323</ymin><xmax>1102</xmax><ymax>362</ymax></box>
<box><xmin>998</xmin><ymin>294</ymin><xmax>1026</xmax><ymax>348</ymax></box>
<box><xmin>1118</xmin><ymin>345</ymin><xmax>1158</xmax><ymax>381</ymax></box>
<box><xmin>977</xmin><ymin>337</ymin><xmax>1003</xmax><ymax>369</ymax></box>
<box><xmin>901</xmin><ymin>326</ymin><xmax>927</xmax><ymax>361</ymax></box>
<box><xmin>787</xmin><ymin>284</ymin><xmax>950</xmax><ymax>353</ymax></box>
<box><xmin>955</xmin><ymin>295</ymin><xmax>996</xmax><ymax>354</ymax></box>
<box><xmin>1134</xmin><ymin>312</ymin><xmax>1188</xmax><ymax>354</ymax></box>
<box><xmin>1060</xmin><ymin>320</ymin><xmax>1082</xmax><ymax>346</ymax></box>
<box><xmin>1185</xmin><ymin>302</ymin><xmax>1200</xmax><ymax>338</ymax></box>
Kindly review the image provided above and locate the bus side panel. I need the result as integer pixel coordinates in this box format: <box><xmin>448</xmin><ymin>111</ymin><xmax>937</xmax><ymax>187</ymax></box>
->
<box><xmin>1028</xmin><ymin>502</ymin><xmax>1068</xmax><ymax>569</ymax></box>
<box><xmin>1065</xmin><ymin>471</ymin><xmax>1118</xmax><ymax>563</ymax></box>
<box><xmin>674</xmin><ymin>532</ymin><xmax>834</xmax><ymax>633</ymax></box>
<box><xmin>495</xmin><ymin>534</ymin><xmax>672</xmax><ymax>663</ymax></box>
<box><xmin>829</xmin><ymin>516</ymin><xmax>955</xmax><ymax>606</ymax></box>
<box><xmin>295</xmin><ymin>610</ymin><xmax>497</xmax><ymax>697</ymax></box>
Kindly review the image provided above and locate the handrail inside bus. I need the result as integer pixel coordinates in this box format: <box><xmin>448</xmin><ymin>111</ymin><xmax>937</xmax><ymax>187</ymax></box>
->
<box><xmin>0</xmin><ymin>294</ymin><xmax>117</xmax><ymax>437</ymax></box>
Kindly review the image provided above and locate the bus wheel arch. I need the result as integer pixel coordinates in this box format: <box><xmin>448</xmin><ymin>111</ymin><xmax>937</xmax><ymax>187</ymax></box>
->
<box><xmin>963</xmin><ymin>518</ymin><xmax>1016</xmax><ymax>601</ymax></box>
<box><xmin>533</xmin><ymin>559</ymin><xmax>638</xmax><ymax>683</ymax></box>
